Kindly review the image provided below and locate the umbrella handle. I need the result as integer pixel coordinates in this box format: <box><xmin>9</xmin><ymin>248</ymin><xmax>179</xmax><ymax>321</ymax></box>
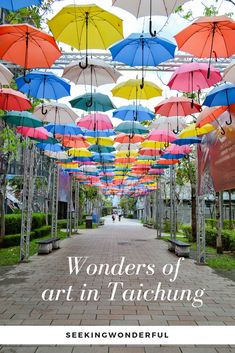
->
<box><xmin>149</xmin><ymin>18</ymin><xmax>156</xmax><ymax>37</ymax></box>
<box><xmin>86</xmin><ymin>95</ymin><xmax>93</xmax><ymax>108</ymax></box>
<box><xmin>140</xmin><ymin>76</ymin><xmax>145</xmax><ymax>89</ymax></box>
<box><xmin>23</xmin><ymin>69</ymin><xmax>31</xmax><ymax>84</ymax></box>
<box><xmin>79</xmin><ymin>56</ymin><xmax>89</xmax><ymax>69</ymax></box>
<box><xmin>41</xmin><ymin>104</ymin><xmax>48</xmax><ymax>115</ymax></box>
<box><xmin>173</xmin><ymin>128</ymin><xmax>179</xmax><ymax>134</ymax></box>
<box><xmin>220</xmin><ymin>127</ymin><xmax>226</xmax><ymax>135</ymax></box>
<box><xmin>225</xmin><ymin>111</ymin><xmax>232</xmax><ymax>126</ymax></box>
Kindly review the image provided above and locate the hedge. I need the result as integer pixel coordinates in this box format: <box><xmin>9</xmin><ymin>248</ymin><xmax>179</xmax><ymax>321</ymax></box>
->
<box><xmin>3</xmin><ymin>225</ymin><xmax>52</xmax><ymax>248</ymax></box>
<box><xmin>181</xmin><ymin>224</ymin><xmax>235</xmax><ymax>251</ymax></box>
<box><xmin>5</xmin><ymin>213</ymin><xmax>52</xmax><ymax>235</ymax></box>
<box><xmin>206</xmin><ymin>218</ymin><xmax>235</xmax><ymax>230</ymax></box>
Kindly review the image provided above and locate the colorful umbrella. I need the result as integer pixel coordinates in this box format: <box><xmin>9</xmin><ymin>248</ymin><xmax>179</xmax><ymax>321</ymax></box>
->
<box><xmin>0</xmin><ymin>24</ymin><xmax>61</xmax><ymax>73</ymax></box>
<box><xmin>60</xmin><ymin>136</ymin><xmax>89</xmax><ymax>149</ymax></box>
<box><xmin>68</xmin><ymin>148</ymin><xmax>93</xmax><ymax>158</ymax></box>
<box><xmin>223</xmin><ymin>63</ymin><xmax>235</xmax><ymax>84</ymax></box>
<box><xmin>175</xmin><ymin>16</ymin><xmax>235</xmax><ymax>78</ymax></box>
<box><xmin>34</xmin><ymin>102</ymin><xmax>78</xmax><ymax>124</ymax></box>
<box><xmin>115</xmin><ymin>121</ymin><xmax>149</xmax><ymax>135</ymax></box>
<box><xmin>1</xmin><ymin>111</ymin><xmax>42</xmax><ymax>128</ymax></box>
<box><xmin>0</xmin><ymin>88</ymin><xmax>32</xmax><ymax>111</ymax></box>
<box><xmin>77</xmin><ymin>114</ymin><xmax>113</xmax><ymax>131</ymax></box>
<box><xmin>112</xmin><ymin>79</ymin><xmax>162</xmax><ymax>100</ymax></box>
<box><xmin>110</xmin><ymin>32</ymin><xmax>176</xmax><ymax>87</ymax></box>
<box><xmin>0</xmin><ymin>0</ymin><xmax>42</xmax><ymax>11</ymax></box>
<box><xmin>86</xmin><ymin>137</ymin><xmax>114</xmax><ymax>146</ymax></box>
<box><xmin>196</xmin><ymin>106</ymin><xmax>227</xmax><ymax>128</ymax></box>
<box><xmin>179</xmin><ymin>123</ymin><xmax>215</xmax><ymax>138</ymax></box>
<box><xmin>114</xmin><ymin>134</ymin><xmax>145</xmax><ymax>144</ymax></box>
<box><xmin>70</xmin><ymin>93</ymin><xmax>116</xmax><ymax>112</ymax></box>
<box><xmin>44</xmin><ymin>124</ymin><xmax>84</xmax><ymax>136</ymax></box>
<box><xmin>88</xmin><ymin>145</ymin><xmax>115</xmax><ymax>153</ymax></box>
<box><xmin>147</xmin><ymin>129</ymin><xmax>177</xmax><ymax>143</ymax></box>
<box><xmin>48</xmin><ymin>4</ymin><xmax>123</xmax><ymax>68</ymax></box>
<box><xmin>167</xmin><ymin>62</ymin><xmax>222</xmax><ymax>92</ymax></box>
<box><xmin>150</xmin><ymin>116</ymin><xmax>187</xmax><ymax>132</ymax></box>
<box><xmin>113</xmin><ymin>104</ymin><xmax>155</xmax><ymax>121</ymax></box>
<box><xmin>16</xmin><ymin>126</ymin><xmax>49</xmax><ymax>140</ymax></box>
<box><xmin>173</xmin><ymin>137</ymin><xmax>201</xmax><ymax>146</ymax></box>
<box><xmin>0</xmin><ymin>63</ymin><xmax>13</xmax><ymax>86</ymax></box>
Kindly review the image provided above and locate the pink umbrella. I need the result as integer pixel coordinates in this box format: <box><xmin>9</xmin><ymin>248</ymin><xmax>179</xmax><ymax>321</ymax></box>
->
<box><xmin>149</xmin><ymin>168</ymin><xmax>164</xmax><ymax>175</ymax></box>
<box><xmin>16</xmin><ymin>126</ymin><xmax>49</xmax><ymax>139</ymax></box>
<box><xmin>77</xmin><ymin>113</ymin><xmax>113</xmax><ymax>130</ymax></box>
<box><xmin>0</xmin><ymin>88</ymin><xmax>32</xmax><ymax>111</ymax></box>
<box><xmin>164</xmin><ymin>145</ymin><xmax>192</xmax><ymax>154</ymax></box>
<box><xmin>167</xmin><ymin>62</ymin><xmax>222</xmax><ymax>92</ymax></box>
<box><xmin>139</xmin><ymin>148</ymin><xmax>161</xmax><ymax>156</ymax></box>
<box><xmin>147</xmin><ymin>129</ymin><xmax>177</xmax><ymax>143</ymax></box>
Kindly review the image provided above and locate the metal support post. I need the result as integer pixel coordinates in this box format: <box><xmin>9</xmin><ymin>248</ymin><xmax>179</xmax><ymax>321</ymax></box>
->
<box><xmin>196</xmin><ymin>146</ymin><xmax>206</xmax><ymax>264</ymax></box>
<box><xmin>74</xmin><ymin>181</ymin><xmax>80</xmax><ymax>233</ymax></box>
<box><xmin>20</xmin><ymin>142</ymin><xmax>35</xmax><ymax>262</ymax></box>
<box><xmin>51</xmin><ymin>164</ymin><xmax>59</xmax><ymax>238</ymax></box>
<box><xmin>67</xmin><ymin>174</ymin><xmax>73</xmax><ymax>238</ymax></box>
<box><xmin>170</xmin><ymin>166</ymin><xmax>177</xmax><ymax>240</ymax></box>
<box><xmin>156</xmin><ymin>177</ymin><xmax>162</xmax><ymax>239</ymax></box>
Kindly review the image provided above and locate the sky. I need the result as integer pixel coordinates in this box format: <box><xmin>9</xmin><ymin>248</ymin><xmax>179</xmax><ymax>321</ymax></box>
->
<box><xmin>43</xmin><ymin>0</ymin><xmax>235</xmax><ymax>121</ymax></box>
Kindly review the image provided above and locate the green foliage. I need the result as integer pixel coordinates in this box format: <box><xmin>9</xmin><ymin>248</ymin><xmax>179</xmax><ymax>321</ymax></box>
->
<box><xmin>3</xmin><ymin>225</ymin><xmax>51</xmax><ymax>248</ymax></box>
<box><xmin>176</xmin><ymin>156</ymin><xmax>196</xmax><ymax>186</ymax></box>
<box><xmin>0</xmin><ymin>127</ymin><xmax>24</xmax><ymax>162</ymax></box>
<box><xmin>163</xmin><ymin>219</ymin><xmax>171</xmax><ymax>233</ymax></box>
<box><xmin>5</xmin><ymin>213</ymin><xmax>50</xmax><ymax>235</ymax></box>
<box><xmin>206</xmin><ymin>218</ymin><xmax>235</xmax><ymax>230</ymax></box>
<box><xmin>119</xmin><ymin>196</ymin><xmax>136</xmax><ymax>216</ymax></box>
<box><xmin>207</xmin><ymin>254</ymin><xmax>235</xmax><ymax>271</ymax></box>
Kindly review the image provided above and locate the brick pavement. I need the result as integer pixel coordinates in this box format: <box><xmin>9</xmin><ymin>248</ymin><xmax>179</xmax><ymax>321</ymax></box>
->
<box><xmin>0</xmin><ymin>217</ymin><xmax>234</xmax><ymax>353</ymax></box>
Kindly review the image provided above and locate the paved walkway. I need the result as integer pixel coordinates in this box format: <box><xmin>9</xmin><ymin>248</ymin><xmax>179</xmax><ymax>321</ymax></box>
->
<box><xmin>0</xmin><ymin>217</ymin><xmax>235</xmax><ymax>353</ymax></box>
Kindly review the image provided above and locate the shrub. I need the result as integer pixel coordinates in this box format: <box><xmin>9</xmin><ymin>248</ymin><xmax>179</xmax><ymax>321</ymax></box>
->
<box><xmin>181</xmin><ymin>224</ymin><xmax>193</xmax><ymax>241</ymax></box>
<box><xmin>3</xmin><ymin>226</ymin><xmax>51</xmax><ymax>248</ymax></box>
<box><xmin>57</xmin><ymin>219</ymin><xmax>67</xmax><ymax>229</ymax></box>
<box><xmin>206</xmin><ymin>218</ymin><xmax>235</xmax><ymax>230</ymax></box>
<box><xmin>5</xmin><ymin>213</ymin><xmax>50</xmax><ymax>235</ymax></box>
<box><xmin>163</xmin><ymin>220</ymin><xmax>171</xmax><ymax>233</ymax></box>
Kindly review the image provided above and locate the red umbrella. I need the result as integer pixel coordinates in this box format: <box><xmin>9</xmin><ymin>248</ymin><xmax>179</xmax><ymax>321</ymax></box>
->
<box><xmin>16</xmin><ymin>126</ymin><xmax>49</xmax><ymax>139</ymax></box>
<box><xmin>77</xmin><ymin>113</ymin><xmax>113</xmax><ymax>130</ymax></box>
<box><xmin>154</xmin><ymin>97</ymin><xmax>201</xmax><ymax>133</ymax></box>
<box><xmin>147</xmin><ymin>129</ymin><xmax>177</xmax><ymax>143</ymax></box>
<box><xmin>0</xmin><ymin>24</ymin><xmax>61</xmax><ymax>72</ymax></box>
<box><xmin>139</xmin><ymin>148</ymin><xmax>161</xmax><ymax>156</ymax></box>
<box><xmin>0</xmin><ymin>88</ymin><xmax>32</xmax><ymax>111</ymax></box>
<box><xmin>167</xmin><ymin>62</ymin><xmax>222</xmax><ymax>92</ymax></box>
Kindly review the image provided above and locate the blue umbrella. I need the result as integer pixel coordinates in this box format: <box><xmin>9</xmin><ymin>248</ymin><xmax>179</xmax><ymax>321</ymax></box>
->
<box><xmin>84</xmin><ymin>129</ymin><xmax>115</xmax><ymax>137</ymax></box>
<box><xmin>44</xmin><ymin>123</ymin><xmax>84</xmax><ymax>136</ymax></box>
<box><xmin>0</xmin><ymin>0</ymin><xmax>42</xmax><ymax>10</ymax></box>
<box><xmin>173</xmin><ymin>137</ymin><xmax>201</xmax><ymax>146</ymax></box>
<box><xmin>88</xmin><ymin>145</ymin><xmax>116</xmax><ymax>153</ymax></box>
<box><xmin>16</xmin><ymin>71</ymin><xmax>71</xmax><ymax>115</ymax></box>
<box><xmin>109</xmin><ymin>32</ymin><xmax>176</xmax><ymax>88</ymax></box>
<box><xmin>161</xmin><ymin>153</ymin><xmax>185</xmax><ymax>159</ymax></box>
<box><xmin>35</xmin><ymin>143</ymin><xmax>64</xmax><ymax>152</ymax></box>
<box><xmin>203</xmin><ymin>83</ymin><xmax>235</xmax><ymax>125</ymax></box>
<box><xmin>113</xmin><ymin>104</ymin><xmax>155</xmax><ymax>121</ymax></box>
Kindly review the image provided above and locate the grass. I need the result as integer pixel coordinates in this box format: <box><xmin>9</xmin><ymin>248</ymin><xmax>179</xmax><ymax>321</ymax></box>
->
<box><xmin>0</xmin><ymin>230</ymin><xmax>70</xmax><ymax>266</ymax></box>
<box><xmin>206</xmin><ymin>254</ymin><xmax>235</xmax><ymax>271</ymax></box>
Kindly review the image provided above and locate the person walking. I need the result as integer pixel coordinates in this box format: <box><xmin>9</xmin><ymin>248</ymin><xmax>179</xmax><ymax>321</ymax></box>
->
<box><xmin>118</xmin><ymin>211</ymin><xmax>122</xmax><ymax>222</ymax></box>
<box><xmin>112</xmin><ymin>213</ymin><xmax>116</xmax><ymax>222</ymax></box>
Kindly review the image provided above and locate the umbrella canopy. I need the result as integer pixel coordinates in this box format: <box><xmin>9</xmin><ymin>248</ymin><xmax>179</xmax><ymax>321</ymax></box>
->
<box><xmin>223</xmin><ymin>63</ymin><xmax>235</xmax><ymax>84</ymax></box>
<box><xmin>1</xmin><ymin>111</ymin><xmax>42</xmax><ymax>128</ymax></box>
<box><xmin>34</xmin><ymin>102</ymin><xmax>78</xmax><ymax>124</ymax></box>
<box><xmin>0</xmin><ymin>24</ymin><xmax>61</xmax><ymax>70</ymax></box>
<box><xmin>115</xmin><ymin>121</ymin><xmax>149</xmax><ymax>135</ymax></box>
<box><xmin>175</xmin><ymin>16</ymin><xmax>235</xmax><ymax>77</ymax></box>
<box><xmin>139</xmin><ymin>148</ymin><xmax>161</xmax><ymax>157</ymax></box>
<box><xmin>203</xmin><ymin>83</ymin><xmax>235</xmax><ymax>107</ymax></box>
<box><xmin>147</xmin><ymin>129</ymin><xmax>177</xmax><ymax>143</ymax></box>
<box><xmin>62</xmin><ymin>58</ymin><xmax>121</xmax><ymax>86</ymax></box>
<box><xmin>167</xmin><ymin>62</ymin><xmax>222</xmax><ymax>92</ymax></box>
<box><xmin>196</xmin><ymin>106</ymin><xmax>227</xmax><ymax>128</ymax></box>
<box><xmin>88</xmin><ymin>145</ymin><xmax>115</xmax><ymax>153</ymax></box>
<box><xmin>112</xmin><ymin>79</ymin><xmax>162</xmax><ymax>99</ymax></box>
<box><xmin>114</xmin><ymin>133</ymin><xmax>145</xmax><ymax>144</ymax></box>
<box><xmin>70</xmin><ymin>93</ymin><xmax>116</xmax><ymax>112</ymax></box>
<box><xmin>68</xmin><ymin>148</ymin><xmax>93</xmax><ymax>157</ymax></box>
<box><xmin>44</xmin><ymin>124</ymin><xmax>84</xmax><ymax>136</ymax></box>
<box><xmin>48</xmin><ymin>4</ymin><xmax>123</xmax><ymax>67</ymax></box>
<box><xmin>86</xmin><ymin>137</ymin><xmax>114</xmax><ymax>146</ymax></box>
<box><xmin>36</xmin><ymin>143</ymin><xmax>64</xmax><ymax>152</ymax></box>
<box><xmin>16</xmin><ymin>126</ymin><xmax>49</xmax><ymax>140</ymax></box>
<box><xmin>173</xmin><ymin>137</ymin><xmax>201</xmax><ymax>145</ymax></box>
<box><xmin>84</xmin><ymin>129</ymin><xmax>114</xmax><ymax>137</ymax></box>
<box><xmin>179</xmin><ymin>123</ymin><xmax>215</xmax><ymax>138</ymax></box>
<box><xmin>16</xmin><ymin>71</ymin><xmax>71</xmax><ymax>100</ymax></box>
<box><xmin>60</xmin><ymin>136</ymin><xmax>89</xmax><ymax>149</ymax></box>
<box><xmin>0</xmin><ymin>0</ymin><xmax>42</xmax><ymax>11</ymax></box>
<box><xmin>0</xmin><ymin>63</ymin><xmax>13</xmax><ymax>86</ymax></box>
<box><xmin>150</xmin><ymin>116</ymin><xmax>187</xmax><ymax>131</ymax></box>
<box><xmin>165</xmin><ymin>145</ymin><xmax>192</xmax><ymax>154</ymax></box>
<box><xmin>116</xmin><ymin>143</ymin><xmax>139</xmax><ymax>151</ymax></box>
<box><xmin>77</xmin><ymin>114</ymin><xmax>113</xmax><ymax>131</ymax></box>
<box><xmin>0</xmin><ymin>88</ymin><xmax>32</xmax><ymax>111</ymax></box>
<box><xmin>113</xmin><ymin>104</ymin><xmax>155</xmax><ymax>121</ymax></box>
<box><xmin>110</xmin><ymin>32</ymin><xmax>175</xmax><ymax>87</ymax></box>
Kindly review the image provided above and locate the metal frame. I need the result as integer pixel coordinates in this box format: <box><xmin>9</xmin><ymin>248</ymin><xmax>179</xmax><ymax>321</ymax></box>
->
<box><xmin>66</xmin><ymin>174</ymin><xmax>73</xmax><ymax>238</ymax></box>
<box><xmin>170</xmin><ymin>165</ymin><xmax>177</xmax><ymax>240</ymax></box>
<box><xmin>51</xmin><ymin>164</ymin><xmax>59</xmax><ymax>238</ymax></box>
<box><xmin>74</xmin><ymin>181</ymin><xmax>80</xmax><ymax>233</ymax></box>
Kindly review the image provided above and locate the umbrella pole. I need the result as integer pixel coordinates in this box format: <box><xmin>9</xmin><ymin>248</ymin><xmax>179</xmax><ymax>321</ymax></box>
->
<box><xmin>79</xmin><ymin>12</ymin><xmax>89</xmax><ymax>70</ymax></box>
<box><xmin>86</xmin><ymin>66</ymin><xmax>93</xmax><ymax>108</ymax></box>
<box><xmin>149</xmin><ymin>0</ymin><xmax>156</xmax><ymax>37</ymax></box>
<box><xmin>207</xmin><ymin>23</ymin><xmax>216</xmax><ymax>79</ymax></box>
<box><xmin>41</xmin><ymin>76</ymin><xmax>48</xmax><ymax>115</ymax></box>
<box><xmin>225</xmin><ymin>90</ymin><xmax>232</xmax><ymax>125</ymax></box>
<box><xmin>140</xmin><ymin>36</ymin><xmax>145</xmax><ymax>89</ymax></box>
<box><xmin>23</xmin><ymin>31</ymin><xmax>31</xmax><ymax>84</ymax></box>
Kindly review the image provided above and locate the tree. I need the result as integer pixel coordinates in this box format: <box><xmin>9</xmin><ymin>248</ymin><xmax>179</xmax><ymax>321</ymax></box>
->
<box><xmin>119</xmin><ymin>196</ymin><xmax>136</xmax><ymax>216</ymax></box>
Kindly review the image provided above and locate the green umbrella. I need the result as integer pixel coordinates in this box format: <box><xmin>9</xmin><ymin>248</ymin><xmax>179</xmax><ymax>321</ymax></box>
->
<box><xmin>1</xmin><ymin>111</ymin><xmax>43</xmax><ymax>128</ymax></box>
<box><xmin>69</xmin><ymin>92</ymin><xmax>116</xmax><ymax>112</ymax></box>
<box><xmin>88</xmin><ymin>145</ymin><xmax>116</xmax><ymax>153</ymax></box>
<box><xmin>115</xmin><ymin>121</ymin><xmax>149</xmax><ymax>135</ymax></box>
<box><xmin>31</xmin><ymin>136</ymin><xmax>59</xmax><ymax>144</ymax></box>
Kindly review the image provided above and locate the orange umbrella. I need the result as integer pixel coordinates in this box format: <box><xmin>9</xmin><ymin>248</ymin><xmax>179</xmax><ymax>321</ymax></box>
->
<box><xmin>114</xmin><ymin>133</ymin><xmax>145</xmax><ymax>144</ymax></box>
<box><xmin>196</xmin><ymin>106</ymin><xmax>227</xmax><ymax>128</ymax></box>
<box><xmin>156</xmin><ymin>159</ymin><xmax>179</xmax><ymax>165</ymax></box>
<box><xmin>175</xmin><ymin>16</ymin><xmax>235</xmax><ymax>77</ymax></box>
<box><xmin>60</xmin><ymin>136</ymin><xmax>90</xmax><ymax>149</ymax></box>
<box><xmin>0</xmin><ymin>24</ymin><xmax>61</xmax><ymax>71</ymax></box>
<box><xmin>0</xmin><ymin>88</ymin><xmax>32</xmax><ymax>111</ymax></box>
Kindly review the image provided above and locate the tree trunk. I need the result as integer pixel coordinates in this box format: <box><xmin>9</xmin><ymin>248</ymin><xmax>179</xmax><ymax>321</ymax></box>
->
<box><xmin>191</xmin><ymin>183</ymin><xmax>197</xmax><ymax>242</ymax></box>
<box><xmin>215</xmin><ymin>191</ymin><xmax>223</xmax><ymax>254</ymax></box>
<box><xmin>228</xmin><ymin>190</ymin><xmax>232</xmax><ymax>229</ymax></box>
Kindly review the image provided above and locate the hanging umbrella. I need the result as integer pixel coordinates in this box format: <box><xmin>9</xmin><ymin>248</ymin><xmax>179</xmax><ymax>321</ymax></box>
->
<box><xmin>89</xmin><ymin>145</ymin><xmax>115</xmax><ymax>153</ymax></box>
<box><xmin>112</xmin><ymin>79</ymin><xmax>162</xmax><ymax>100</ymax></box>
<box><xmin>0</xmin><ymin>24</ymin><xmax>61</xmax><ymax>75</ymax></box>
<box><xmin>116</xmin><ymin>144</ymin><xmax>139</xmax><ymax>151</ymax></box>
<box><xmin>70</xmin><ymin>93</ymin><xmax>116</xmax><ymax>112</ymax></box>
<box><xmin>84</xmin><ymin>129</ymin><xmax>114</xmax><ymax>137</ymax></box>
<box><xmin>164</xmin><ymin>145</ymin><xmax>192</xmax><ymax>154</ymax></box>
<box><xmin>68</xmin><ymin>148</ymin><xmax>93</xmax><ymax>158</ymax></box>
<box><xmin>167</xmin><ymin>62</ymin><xmax>222</xmax><ymax>92</ymax></box>
<box><xmin>0</xmin><ymin>88</ymin><xmax>32</xmax><ymax>111</ymax></box>
<box><xmin>44</xmin><ymin>124</ymin><xmax>84</xmax><ymax>137</ymax></box>
<box><xmin>48</xmin><ymin>4</ymin><xmax>123</xmax><ymax>68</ymax></box>
<box><xmin>44</xmin><ymin>151</ymin><xmax>70</xmax><ymax>160</ymax></box>
<box><xmin>16</xmin><ymin>126</ymin><xmax>49</xmax><ymax>140</ymax></box>
<box><xmin>139</xmin><ymin>148</ymin><xmax>161</xmax><ymax>157</ymax></box>
<box><xmin>60</xmin><ymin>136</ymin><xmax>89</xmax><ymax>149</ymax></box>
<box><xmin>147</xmin><ymin>129</ymin><xmax>177</xmax><ymax>142</ymax></box>
<box><xmin>0</xmin><ymin>63</ymin><xmax>13</xmax><ymax>86</ymax></box>
<box><xmin>173</xmin><ymin>137</ymin><xmax>201</xmax><ymax>146</ymax></box>
<box><xmin>16</xmin><ymin>72</ymin><xmax>71</xmax><ymax>114</ymax></box>
<box><xmin>112</xmin><ymin>0</ymin><xmax>190</xmax><ymax>36</ymax></box>
<box><xmin>110</xmin><ymin>32</ymin><xmax>176</xmax><ymax>88</ymax></box>
<box><xmin>113</xmin><ymin>104</ymin><xmax>155</xmax><ymax>121</ymax></box>
<box><xmin>36</xmin><ymin>143</ymin><xmax>64</xmax><ymax>152</ymax></box>
<box><xmin>196</xmin><ymin>106</ymin><xmax>227</xmax><ymax>129</ymax></box>
<box><xmin>0</xmin><ymin>0</ymin><xmax>42</xmax><ymax>11</ymax></box>
<box><xmin>86</xmin><ymin>137</ymin><xmax>114</xmax><ymax>146</ymax></box>
<box><xmin>77</xmin><ymin>113</ymin><xmax>113</xmax><ymax>131</ymax></box>
<box><xmin>150</xmin><ymin>116</ymin><xmax>187</xmax><ymax>131</ymax></box>
<box><xmin>114</xmin><ymin>133</ymin><xmax>145</xmax><ymax>144</ymax></box>
<box><xmin>34</xmin><ymin>102</ymin><xmax>78</xmax><ymax>124</ymax></box>
<box><xmin>223</xmin><ymin>63</ymin><xmax>235</xmax><ymax>84</ymax></box>
<box><xmin>203</xmin><ymin>83</ymin><xmax>235</xmax><ymax>125</ymax></box>
<box><xmin>154</xmin><ymin>96</ymin><xmax>201</xmax><ymax>133</ymax></box>
<box><xmin>115</xmin><ymin>121</ymin><xmax>149</xmax><ymax>135</ymax></box>
<box><xmin>1</xmin><ymin>111</ymin><xmax>42</xmax><ymax>128</ymax></box>
<box><xmin>175</xmin><ymin>16</ymin><xmax>235</xmax><ymax>78</ymax></box>
<box><xmin>179</xmin><ymin>123</ymin><xmax>215</xmax><ymax>138</ymax></box>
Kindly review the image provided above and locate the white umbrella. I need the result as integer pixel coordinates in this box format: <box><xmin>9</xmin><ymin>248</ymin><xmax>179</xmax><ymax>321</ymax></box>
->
<box><xmin>34</xmin><ymin>103</ymin><xmax>78</xmax><ymax>124</ymax></box>
<box><xmin>150</xmin><ymin>116</ymin><xmax>187</xmax><ymax>131</ymax></box>
<box><xmin>223</xmin><ymin>62</ymin><xmax>235</xmax><ymax>84</ymax></box>
<box><xmin>116</xmin><ymin>143</ymin><xmax>139</xmax><ymax>151</ymax></box>
<box><xmin>0</xmin><ymin>63</ymin><xmax>13</xmax><ymax>86</ymax></box>
<box><xmin>44</xmin><ymin>151</ymin><xmax>70</xmax><ymax>160</ymax></box>
<box><xmin>62</xmin><ymin>58</ymin><xmax>121</xmax><ymax>86</ymax></box>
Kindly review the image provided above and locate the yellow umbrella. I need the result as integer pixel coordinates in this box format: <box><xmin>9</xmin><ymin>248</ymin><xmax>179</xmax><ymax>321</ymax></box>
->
<box><xmin>48</xmin><ymin>4</ymin><xmax>123</xmax><ymax>67</ymax></box>
<box><xmin>141</xmin><ymin>141</ymin><xmax>168</xmax><ymax>149</ymax></box>
<box><xmin>112</xmin><ymin>79</ymin><xmax>162</xmax><ymax>100</ymax></box>
<box><xmin>179</xmin><ymin>123</ymin><xmax>215</xmax><ymax>138</ymax></box>
<box><xmin>68</xmin><ymin>148</ymin><xmax>93</xmax><ymax>157</ymax></box>
<box><xmin>86</xmin><ymin>137</ymin><xmax>114</xmax><ymax>146</ymax></box>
